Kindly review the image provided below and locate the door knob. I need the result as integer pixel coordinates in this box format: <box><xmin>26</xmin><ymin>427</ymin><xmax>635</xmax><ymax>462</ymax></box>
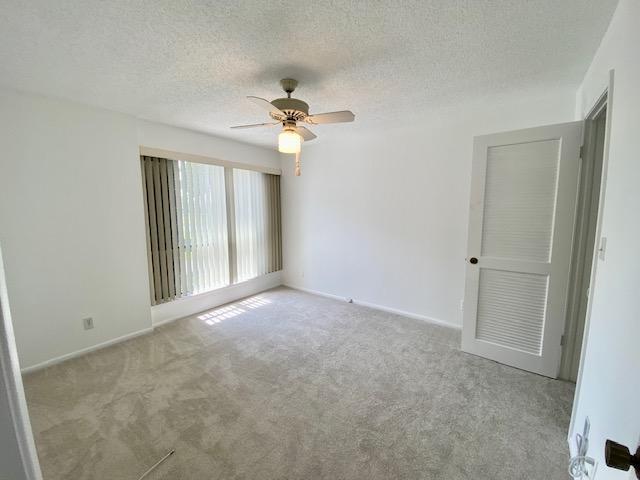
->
<box><xmin>469</xmin><ymin>257</ymin><xmax>478</xmax><ymax>264</ymax></box>
<box><xmin>605</xmin><ymin>439</ymin><xmax>640</xmax><ymax>478</ymax></box>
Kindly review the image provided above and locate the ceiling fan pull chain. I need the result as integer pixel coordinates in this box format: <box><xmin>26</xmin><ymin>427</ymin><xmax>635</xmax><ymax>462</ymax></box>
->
<box><xmin>295</xmin><ymin>152</ymin><xmax>301</xmax><ymax>176</ymax></box>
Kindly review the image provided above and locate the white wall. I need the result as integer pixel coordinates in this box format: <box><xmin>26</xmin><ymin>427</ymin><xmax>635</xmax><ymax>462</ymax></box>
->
<box><xmin>281</xmin><ymin>88</ymin><xmax>575</xmax><ymax>327</ymax></box>
<box><xmin>137</xmin><ymin>119</ymin><xmax>281</xmax><ymax>171</ymax></box>
<box><xmin>0</xmin><ymin>89</ymin><xmax>281</xmax><ymax>370</ymax></box>
<box><xmin>0</xmin><ymin>90</ymin><xmax>152</xmax><ymax>370</ymax></box>
<box><xmin>569</xmin><ymin>0</ymin><xmax>640</xmax><ymax>476</ymax></box>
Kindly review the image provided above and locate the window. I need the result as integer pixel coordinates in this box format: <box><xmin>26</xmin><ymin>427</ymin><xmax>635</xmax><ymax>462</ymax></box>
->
<box><xmin>141</xmin><ymin>155</ymin><xmax>282</xmax><ymax>304</ymax></box>
<box><xmin>176</xmin><ymin>161</ymin><xmax>229</xmax><ymax>295</ymax></box>
<box><xmin>233</xmin><ymin>168</ymin><xmax>282</xmax><ymax>283</ymax></box>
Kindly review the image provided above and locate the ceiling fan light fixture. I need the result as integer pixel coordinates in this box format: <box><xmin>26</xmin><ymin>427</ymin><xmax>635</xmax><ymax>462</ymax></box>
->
<box><xmin>278</xmin><ymin>128</ymin><xmax>301</xmax><ymax>153</ymax></box>
<box><xmin>232</xmin><ymin>79</ymin><xmax>355</xmax><ymax>169</ymax></box>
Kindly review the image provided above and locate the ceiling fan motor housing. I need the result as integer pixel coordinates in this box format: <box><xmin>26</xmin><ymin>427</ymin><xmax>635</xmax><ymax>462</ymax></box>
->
<box><xmin>270</xmin><ymin>97</ymin><xmax>309</xmax><ymax>121</ymax></box>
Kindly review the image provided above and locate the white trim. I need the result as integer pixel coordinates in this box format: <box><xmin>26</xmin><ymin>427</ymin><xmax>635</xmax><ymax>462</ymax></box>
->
<box><xmin>567</xmin><ymin>70</ymin><xmax>615</xmax><ymax>450</ymax></box>
<box><xmin>20</xmin><ymin>327</ymin><xmax>154</xmax><ymax>374</ymax></box>
<box><xmin>20</xmin><ymin>279</ymin><xmax>459</xmax><ymax>374</ymax></box>
<box><xmin>152</xmin><ymin>271</ymin><xmax>283</xmax><ymax>326</ymax></box>
<box><xmin>139</xmin><ymin>146</ymin><xmax>281</xmax><ymax>176</ymax></box>
<box><xmin>284</xmin><ymin>284</ymin><xmax>461</xmax><ymax>331</ymax></box>
<box><xmin>20</xmin><ymin>272</ymin><xmax>284</xmax><ymax>374</ymax></box>
<box><xmin>0</xmin><ymin>245</ymin><xmax>43</xmax><ymax>479</ymax></box>
<box><xmin>284</xmin><ymin>285</ymin><xmax>345</xmax><ymax>302</ymax></box>
<box><xmin>355</xmin><ymin>298</ymin><xmax>462</xmax><ymax>331</ymax></box>
<box><xmin>559</xmin><ymin>90</ymin><xmax>608</xmax><ymax>381</ymax></box>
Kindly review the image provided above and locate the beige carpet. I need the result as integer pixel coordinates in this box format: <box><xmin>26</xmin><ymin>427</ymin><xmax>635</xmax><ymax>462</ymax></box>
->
<box><xmin>23</xmin><ymin>287</ymin><xmax>574</xmax><ymax>479</ymax></box>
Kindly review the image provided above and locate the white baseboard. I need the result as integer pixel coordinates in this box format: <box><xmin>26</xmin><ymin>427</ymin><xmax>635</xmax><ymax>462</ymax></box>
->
<box><xmin>285</xmin><ymin>284</ymin><xmax>346</xmax><ymax>302</ymax></box>
<box><xmin>20</xmin><ymin>327</ymin><xmax>154</xmax><ymax>374</ymax></box>
<box><xmin>284</xmin><ymin>284</ymin><xmax>461</xmax><ymax>331</ymax></box>
<box><xmin>151</xmin><ymin>271</ymin><xmax>283</xmax><ymax>327</ymax></box>
<box><xmin>22</xmin><ymin>278</ymin><xmax>457</xmax><ymax>374</ymax></box>
<box><xmin>21</xmin><ymin>273</ymin><xmax>284</xmax><ymax>374</ymax></box>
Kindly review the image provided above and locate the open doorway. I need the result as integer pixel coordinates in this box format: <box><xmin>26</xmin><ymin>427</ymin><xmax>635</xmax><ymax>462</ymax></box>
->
<box><xmin>559</xmin><ymin>93</ymin><xmax>608</xmax><ymax>382</ymax></box>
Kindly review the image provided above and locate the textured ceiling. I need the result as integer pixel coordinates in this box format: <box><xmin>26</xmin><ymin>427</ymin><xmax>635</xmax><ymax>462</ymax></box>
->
<box><xmin>0</xmin><ymin>0</ymin><xmax>618</xmax><ymax>148</ymax></box>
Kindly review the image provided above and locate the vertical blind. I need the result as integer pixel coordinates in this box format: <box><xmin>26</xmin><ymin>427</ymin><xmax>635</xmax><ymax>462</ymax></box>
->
<box><xmin>141</xmin><ymin>157</ymin><xmax>181</xmax><ymax>303</ymax></box>
<box><xmin>176</xmin><ymin>161</ymin><xmax>229</xmax><ymax>295</ymax></box>
<box><xmin>141</xmin><ymin>155</ymin><xmax>282</xmax><ymax>305</ymax></box>
<box><xmin>233</xmin><ymin>169</ymin><xmax>282</xmax><ymax>283</ymax></box>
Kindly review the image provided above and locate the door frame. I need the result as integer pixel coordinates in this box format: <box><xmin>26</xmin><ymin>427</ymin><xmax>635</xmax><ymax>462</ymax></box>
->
<box><xmin>567</xmin><ymin>70</ymin><xmax>615</xmax><ymax>449</ymax></box>
<box><xmin>559</xmin><ymin>91</ymin><xmax>608</xmax><ymax>381</ymax></box>
<box><xmin>0</xmin><ymin>243</ymin><xmax>43</xmax><ymax>479</ymax></box>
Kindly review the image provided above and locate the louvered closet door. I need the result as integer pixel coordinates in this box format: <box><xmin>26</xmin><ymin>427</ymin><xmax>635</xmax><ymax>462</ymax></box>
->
<box><xmin>461</xmin><ymin>122</ymin><xmax>582</xmax><ymax>378</ymax></box>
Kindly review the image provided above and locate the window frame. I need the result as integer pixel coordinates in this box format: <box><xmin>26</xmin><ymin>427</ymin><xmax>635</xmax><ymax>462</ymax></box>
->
<box><xmin>140</xmin><ymin>147</ymin><xmax>282</xmax><ymax>304</ymax></box>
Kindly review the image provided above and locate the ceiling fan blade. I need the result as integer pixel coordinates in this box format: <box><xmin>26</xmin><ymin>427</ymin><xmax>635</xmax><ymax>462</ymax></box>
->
<box><xmin>295</xmin><ymin>126</ymin><xmax>317</xmax><ymax>141</ymax></box>
<box><xmin>247</xmin><ymin>96</ymin><xmax>286</xmax><ymax>120</ymax></box>
<box><xmin>304</xmin><ymin>110</ymin><xmax>355</xmax><ymax>125</ymax></box>
<box><xmin>231</xmin><ymin>122</ymin><xmax>280</xmax><ymax>129</ymax></box>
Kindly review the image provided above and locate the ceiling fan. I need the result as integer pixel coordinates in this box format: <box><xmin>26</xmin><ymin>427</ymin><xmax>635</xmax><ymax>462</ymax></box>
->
<box><xmin>231</xmin><ymin>78</ymin><xmax>355</xmax><ymax>175</ymax></box>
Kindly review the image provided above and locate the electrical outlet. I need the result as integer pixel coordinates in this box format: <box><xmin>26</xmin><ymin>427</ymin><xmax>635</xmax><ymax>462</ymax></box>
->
<box><xmin>82</xmin><ymin>317</ymin><xmax>94</xmax><ymax>330</ymax></box>
<box><xmin>459</xmin><ymin>299</ymin><xmax>464</xmax><ymax>312</ymax></box>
